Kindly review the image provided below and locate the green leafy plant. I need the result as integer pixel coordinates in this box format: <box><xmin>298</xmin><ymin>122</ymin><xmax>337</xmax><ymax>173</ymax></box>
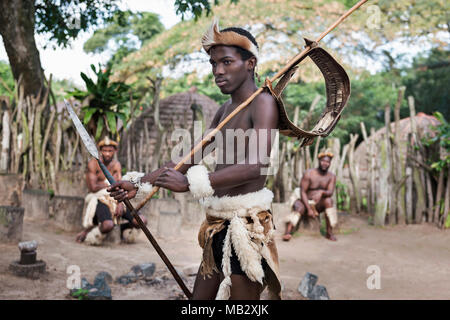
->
<box><xmin>336</xmin><ymin>181</ymin><xmax>350</xmax><ymax>211</ymax></box>
<box><xmin>69</xmin><ymin>64</ymin><xmax>135</xmax><ymax>140</ymax></box>
<box><xmin>426</xmin><ymin>112</ymin><xmax>449</xmax><ymax>172</ymax></box>
<box><xmin>70</xmin><ymin>288</ymin><xmax>89</xmax><ymax>300</ymax></box>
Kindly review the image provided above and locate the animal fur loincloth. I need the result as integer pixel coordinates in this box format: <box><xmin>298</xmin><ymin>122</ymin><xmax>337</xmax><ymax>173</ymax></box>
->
<box><xmin>197</xmin><ymin>188</ymin><xmax>281</xmax><ymax>300</ymax></box>
<box><xmin>82</xmin><ymin>180</ymin><xmax>117</xmax><ymax>229</ymax></box>
<box><xmin>283</xmin><ymin>187</ymin><xmax>338</xmax><ymax>227</ymax></box>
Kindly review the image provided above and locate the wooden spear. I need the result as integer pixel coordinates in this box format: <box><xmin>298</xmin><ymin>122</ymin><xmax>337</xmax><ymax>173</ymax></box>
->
<box><xmin>135</xmin><ymin>0</ymin><xmax>369</xmax><ymax>210</ymax></box>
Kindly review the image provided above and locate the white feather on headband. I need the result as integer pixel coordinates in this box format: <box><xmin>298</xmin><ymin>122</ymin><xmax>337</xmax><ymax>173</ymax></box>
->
<box><xmin>201</xmin><ymin>19</ymin><xmax>259</xmax><ymax>60</ymax></box>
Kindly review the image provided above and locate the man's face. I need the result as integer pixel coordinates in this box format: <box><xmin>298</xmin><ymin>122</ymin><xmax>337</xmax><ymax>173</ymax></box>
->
<box><xmin>100</xmin><ymin>146</ymin><xmax>116</xmax><ymax>162</ymax></box>
<box><xmin>319</xmin><ymin>156</ymin><xmax>331</xmax><ymax>172</ymax></box>
<box><xmin>209</xmin><ymin>45</ymin><xmax>253</xmax><ymax>94</ymax></box>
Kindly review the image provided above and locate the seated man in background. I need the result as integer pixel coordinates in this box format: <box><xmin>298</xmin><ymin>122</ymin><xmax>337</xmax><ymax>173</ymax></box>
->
<box><xmin>283</xmin><ymin>151</ymin><xmax>338</xmax><ymax>241</ymax></box>
<box><xmin>75</xmin><ymin>137</ymin><xmax>147</xmax><ymax>245</ymax></box>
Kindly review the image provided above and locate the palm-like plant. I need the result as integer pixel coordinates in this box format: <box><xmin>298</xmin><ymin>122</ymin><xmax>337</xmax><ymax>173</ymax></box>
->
<box><xmin>70</xmin><ymin>64</ymin><xmax>134</xmax><ymax>140</ymax></box>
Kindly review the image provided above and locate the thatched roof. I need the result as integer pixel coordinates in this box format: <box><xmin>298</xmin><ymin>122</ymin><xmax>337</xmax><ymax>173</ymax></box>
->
<box><xmin>118</xmin><ymin>90</ymin><xmax>220</xmax><ymax>170</ymax></box>
<box><xmin>354</xmin><ymin>112</ymin><xmax>440</xmax><ymax>170</ymax></box>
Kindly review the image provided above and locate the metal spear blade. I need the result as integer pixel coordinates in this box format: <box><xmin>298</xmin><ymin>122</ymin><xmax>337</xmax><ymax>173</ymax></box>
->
<box><xmin>63</xmin><ymin>99</ymin><xmax>99</xmax><ymax>159</ymax></box>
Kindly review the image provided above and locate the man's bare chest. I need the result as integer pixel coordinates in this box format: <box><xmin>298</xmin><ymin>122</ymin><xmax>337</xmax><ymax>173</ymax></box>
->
<box><xmin>308</xmin><ymin>175</ymin><xmax>331</xmax><ymax>190</ymax></box>
<box><xmin>219</xmin><ymin>104</ymin><xmax>253</xmax><ymax>128</ymax></box>
<box><xmin>95</xmin><ymin>163</ymin><xmax>116</xmax><ymax>180</ymax></box>
<box><xmin>216</xmin><ymin>107</ymin><xmax>253</xmax><ymax>143</ymax></box>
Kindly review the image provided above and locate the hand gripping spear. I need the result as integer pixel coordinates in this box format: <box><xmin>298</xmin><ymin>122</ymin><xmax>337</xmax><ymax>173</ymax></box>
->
<box><xmin>64</xmin><ymin>100</ymin><xmax>193</xmax><ymax>299</ymax></box>
<box><xmin>134</xmin><ymin>0</ymin><xmax>369</xmax><ymax>212</ymax></box>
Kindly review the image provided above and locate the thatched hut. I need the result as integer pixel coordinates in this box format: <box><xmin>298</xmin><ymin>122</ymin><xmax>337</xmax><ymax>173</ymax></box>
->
<box><xmin>338</xmin><ymin>112</ymin><xmax>440</xmax><ymax>213</ymax></box>
<box><xmin>118</xmin><ymin>89</ymin><xmax>220</xmax><ymax>172</ymax></box>
<box><xmin>354</xmin><ymin>112</ymin><xmax>440</xmax><ymax>172</ymax></box>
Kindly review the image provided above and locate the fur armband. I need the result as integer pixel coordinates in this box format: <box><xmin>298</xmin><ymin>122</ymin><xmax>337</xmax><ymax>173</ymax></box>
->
<box><xmin>186</xmin><ymin>165</ymin><xmax>214</xmax><ymax>199</ymax></box>
<box><xmin>122</xmin><ymin>171</ymin><xmax>153</xmax><ymax>199</ymax></box>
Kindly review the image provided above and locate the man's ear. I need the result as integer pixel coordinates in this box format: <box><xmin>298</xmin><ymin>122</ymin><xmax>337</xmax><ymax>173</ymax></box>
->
<box><xmin>246</xmin><ymin>56</ymin><xmax>257</xmax><ymax>71</ymax></box>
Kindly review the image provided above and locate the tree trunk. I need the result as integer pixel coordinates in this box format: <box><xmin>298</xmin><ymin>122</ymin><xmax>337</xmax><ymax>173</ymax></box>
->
<box><xmin>0</xmin><ymin>0</ymin><xmax>46</xmax><ymax>99</ymax></box>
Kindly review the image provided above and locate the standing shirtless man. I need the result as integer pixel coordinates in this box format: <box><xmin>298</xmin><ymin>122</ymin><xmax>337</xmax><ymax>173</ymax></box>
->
<box><xmin>107</xmin><ymin>21</ymin><xmax>282</xmax><ymax>300</ymax></box>
<box><xmin>76</xmin><ymin>137</ymin><xmax>147</xmax><ymax>245</ymax></box>
<box><xmin>283</xmin><ymin>152</ymin><xmax>338</xmax><ymax>241</ymax></box>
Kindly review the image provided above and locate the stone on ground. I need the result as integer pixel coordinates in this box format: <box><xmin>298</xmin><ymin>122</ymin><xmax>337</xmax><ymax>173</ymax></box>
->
<box><xmin>309</xmin><ymin>285</ymin><xmax>330</xmax><ymax>300</ymax></box>
<box><xmin>298</xmin><ymin>272</ymin><xmax>318</xmax><ymax>298</ymax></box>
<box><xmin>131</xmin><ymin>263</ymin><xmax>156</xmax><ymax>280</ymax></box>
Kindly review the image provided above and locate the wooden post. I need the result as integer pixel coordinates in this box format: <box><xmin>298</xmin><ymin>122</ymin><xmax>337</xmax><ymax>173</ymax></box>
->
<box><xmin>338</xmin><ymin>143</ymin><xmax>349</xmax><ymax>182</ymax></box>
<box><xmin>374</xmin><ymin>135</ymin><xmax>389</xmax><ymax>226</ymax></box>
<box><xmin>408</xmin><ymin>96</ymin><xmax>426</xmax><ymax>223</ymax></box>
<box><xmin>405</xmin><ymin>166</ymin><xmax>413</xmax><ymax>224</ymax></box>
<box><xmin>433</xmin><ymin>169</ymin><xmax>444</xmax><ymax>225</ymax></box>
<box><xmin>327</xmin><ymin>138</ymin><xmax>340</xmax><ymax>208</ymax></box>
<box><xmin>1</xmin><ymin>110</ymin><xmax>10</xmax><ymax>172</ymax></box>
<box><xmin>305</xmin><ymin>145</ymin><xmax>312</xmax><ymax>170</ymax></box>
<box><xmin>312</xmin><ymin>136</ymin><xmax>321</xmax><ymax>169</ymax></box>
<box><xmin>384</xmin><ymin>104</ymin><xmax>395</xmax><ymax>223</ymax></box>
<box><xmin>369</xmin><ymin>127</ymin><xmax>376</xmax><ymax>213</ymax></box>
<box><xmin>425</xmin><ymin>172</ymin><xmax>434</xmax><ymax>222</ymax></box>
<box><xmin>348</xmin><ymin>133</ymin><xmax>361</xmax><ymax>214</ymax></box>
<box><xmin>405</xmin><ymin>134</ymin><xmax>413</xmax><ymax>224</ymax></box>
<box><xmin>360</xmin><ymin>122</ymin><xmax>372</xmax><ymax>213</ymax></box>
<box><xmin>394</xmin><ymin>88</ymin><xmax>406</xmax><ymax>224</ymax></box>
<box><xmin>328</xmin><ymin>138</ymin><xmax>340</xmax><ymax>176</ymax></box>
<box><xmin>441</xmin><ymin>167</ymin><xmax>449</xmax><ymax>228</ymax></box>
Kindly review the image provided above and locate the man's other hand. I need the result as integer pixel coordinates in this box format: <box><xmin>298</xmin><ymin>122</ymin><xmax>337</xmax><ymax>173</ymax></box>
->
<box><xmin>114</xmin><ymin>202</ymin><xmax>125</xmax><ymax>218</ymax></box>
<box><xmin>307</xmin><ymin>207</ymin><xmax>317</xmax><ymax>218</ymax></box>
<box><xmin>154</xmin><ymin>168</ymin><xmax>189</xmax><ymax>193</ymax></box>
<box><xmin>107</xmin><ymin>181</ymin><xmax>137</xmax><ymax>202</ymax></box>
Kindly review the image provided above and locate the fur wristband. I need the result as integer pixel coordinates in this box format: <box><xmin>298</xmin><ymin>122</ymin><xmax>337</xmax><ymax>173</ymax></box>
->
<box><xmin>186</xmin><ymin>165</ymin><xmax>214</xmax><ymax>199</ymax></box>
<box><xmin>122</xmin><ymin>171</ymin><xmax>153</xmax><ymax>199</ymax></box>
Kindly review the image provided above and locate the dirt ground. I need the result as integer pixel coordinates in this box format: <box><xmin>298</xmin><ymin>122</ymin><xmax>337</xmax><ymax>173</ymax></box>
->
<box><xmin>0</xmin><ymin>213</ymin><xmax>449</xmax><ymax>300</ymax></box>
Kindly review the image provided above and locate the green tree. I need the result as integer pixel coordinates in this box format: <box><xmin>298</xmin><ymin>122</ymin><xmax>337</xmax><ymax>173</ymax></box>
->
<box><xmin>0</xmin><ymin>60</ymin><xmax>15</xmax><ymax>98</ymax></box>
<box><xmin>403</xmin><ymin>48</ymin><xmax>450</xmax><ymax>120</ymax></box>
<box><xmin>83</xmin><ymin>10</ymin><xmax>164</xmax><ymax>65</ymax></box>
